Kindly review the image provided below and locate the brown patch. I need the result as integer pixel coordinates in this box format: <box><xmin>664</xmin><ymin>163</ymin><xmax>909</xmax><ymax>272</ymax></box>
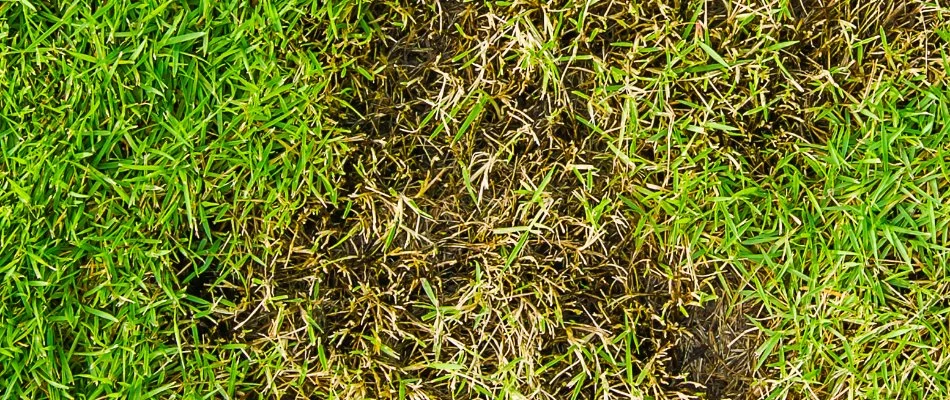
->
<box><xmin>196</xmin><ymin>0</ymin><xmax>937</xmax><ymax>398</ymax></box>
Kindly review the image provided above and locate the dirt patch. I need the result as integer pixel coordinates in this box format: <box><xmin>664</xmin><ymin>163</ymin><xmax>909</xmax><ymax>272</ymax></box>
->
<box><xmin>169</xmin><ymin>1</ymin><xmax>936</xmax><ymax>397</ymax></box>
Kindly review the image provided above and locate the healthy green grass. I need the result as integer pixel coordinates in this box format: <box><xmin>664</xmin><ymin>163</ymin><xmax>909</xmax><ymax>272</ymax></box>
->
<box><xmin>1</xmin><ymin>0</ymin><xmax>949</xmax><ymax>399</ymax></box>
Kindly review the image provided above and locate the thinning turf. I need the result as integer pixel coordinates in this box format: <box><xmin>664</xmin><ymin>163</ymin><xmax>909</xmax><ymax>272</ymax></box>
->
<box><xmin>1</xmin><ymin>0</ymin><xmax>950</xmax><ymax>399</ymax></box>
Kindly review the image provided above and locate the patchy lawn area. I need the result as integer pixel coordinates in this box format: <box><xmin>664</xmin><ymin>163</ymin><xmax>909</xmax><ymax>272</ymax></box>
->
<box><xmin>2</xmin><ymin>1</ymin><xmax>950</xmax><ymax>399</ymax></box>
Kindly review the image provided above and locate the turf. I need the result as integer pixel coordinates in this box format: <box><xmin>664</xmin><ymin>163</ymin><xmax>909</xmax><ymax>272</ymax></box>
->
<box><xmin>1</xmin><ymin>0</ymin><xmax>950</xmax><ymax>399</ymax></box>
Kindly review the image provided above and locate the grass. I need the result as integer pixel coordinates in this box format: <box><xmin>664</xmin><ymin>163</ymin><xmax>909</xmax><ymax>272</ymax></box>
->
<box><xmin>1</xmin><ymin>0</ymin><xmax>950</xmax><ymax>399</ymax></box>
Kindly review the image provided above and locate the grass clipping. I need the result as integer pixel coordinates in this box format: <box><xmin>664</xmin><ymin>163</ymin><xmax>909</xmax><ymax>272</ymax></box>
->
<box><xmin>2</xmin><ymin>0</ymin><xmax>950</xmax><ymax>399</ymax></box>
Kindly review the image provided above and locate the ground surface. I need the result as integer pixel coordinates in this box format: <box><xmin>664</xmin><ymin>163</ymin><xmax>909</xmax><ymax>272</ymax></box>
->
<box><xmin>2</xmin><ymin>1</ymin><xmax>950</xmax><ymax>399</ymax></box>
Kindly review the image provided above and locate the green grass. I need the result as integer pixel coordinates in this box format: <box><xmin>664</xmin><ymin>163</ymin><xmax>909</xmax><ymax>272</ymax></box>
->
<box><xmin>2</xmin><ymin>0</ymin><xmax>950</xmax><ymax>399</ymax></box>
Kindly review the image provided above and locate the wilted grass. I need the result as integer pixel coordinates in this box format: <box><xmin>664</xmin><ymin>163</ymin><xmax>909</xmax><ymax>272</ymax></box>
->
<box><xmin>1</xmin><ymin>0</ymin><xmax>950</xmax><ymax>399</ymax></box>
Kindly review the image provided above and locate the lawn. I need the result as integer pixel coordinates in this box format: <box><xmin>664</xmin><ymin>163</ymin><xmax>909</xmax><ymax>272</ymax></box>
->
<box><xmin>1</xmin><ymin>0</ymin><xmax>950</xmax><ymax>399</ymax></box>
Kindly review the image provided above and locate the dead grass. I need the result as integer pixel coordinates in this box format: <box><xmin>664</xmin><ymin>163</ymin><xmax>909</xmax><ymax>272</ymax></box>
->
<box><xmin>184</xmin><ymin>1</ymin><xmax>949</xmax><ymax>398</ymax></box>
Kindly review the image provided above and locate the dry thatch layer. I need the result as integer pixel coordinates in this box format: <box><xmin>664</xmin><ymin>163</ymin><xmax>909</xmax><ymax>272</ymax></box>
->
<box><xmin>176</xmin><ymin>1</ymin><xmax>948</xmax><ymax>398</ymax></box>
